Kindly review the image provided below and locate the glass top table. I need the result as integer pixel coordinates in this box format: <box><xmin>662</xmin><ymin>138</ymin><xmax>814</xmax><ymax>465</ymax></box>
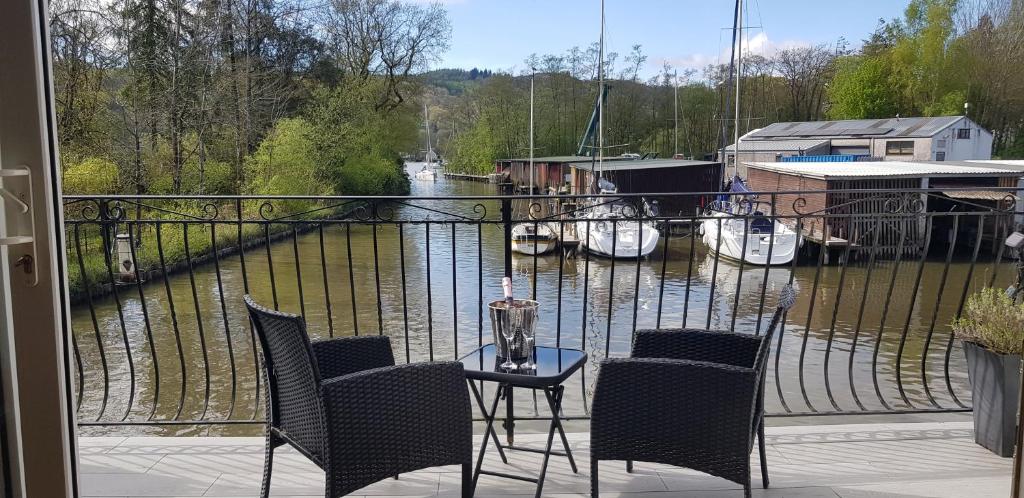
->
<box><xmin>458</xmin><ymin>343</ymin><xmax>587</xmax><ymax>497</ymax></box>
<box><xmin>458</xmin><ymin>343</ymin><xmax>587</xmax><ymax>388</ymax></box>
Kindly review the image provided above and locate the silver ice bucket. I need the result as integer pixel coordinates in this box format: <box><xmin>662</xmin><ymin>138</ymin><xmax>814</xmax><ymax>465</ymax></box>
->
<box><xmin>488</xmin><ymin>299</ymin><xmax>539</xmax><ymax>360</ymax></box>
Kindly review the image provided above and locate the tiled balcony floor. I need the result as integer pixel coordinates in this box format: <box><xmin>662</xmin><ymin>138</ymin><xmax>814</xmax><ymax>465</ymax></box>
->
<box><xmin>79</xmin><ymin>421</ymin><xmax>1010</xmax><ymax>497</ymax></box>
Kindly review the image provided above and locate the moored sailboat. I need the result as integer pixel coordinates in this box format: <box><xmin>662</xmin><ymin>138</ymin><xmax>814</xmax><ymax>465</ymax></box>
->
<box><xmin>701</xmin><ymin>177</ymin><xmax>800</xmax><ymax>265</ymax></box>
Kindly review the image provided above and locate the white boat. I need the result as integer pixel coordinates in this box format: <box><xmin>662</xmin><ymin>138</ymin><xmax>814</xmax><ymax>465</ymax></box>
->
<box><xmin>417</xmin><ymin>103</ymin><xmax>437</xmax><ymax>181</ymax></box>
<box><xmin>569</xmin><ymin>3</ymin><xmax>659</xmax><ymax>260</ymax></box>
<box><xmin>575</xmin><ymin>192</ymin><xmax>660</xmax><ymax>258</ymax></box>
<box><xmin>414</xmin><ymin>166</ymin><xmax>436</xmax><ymax>181</ymax></box>
<box><xmin>701</xmin><ymin>179</ymin><xmax>800</xmax><ymax>265</ymax></box>
<box><xmin>511</xmin><ymin>222</ymin><xmax>558</xmax><ymax>255</ymax></box>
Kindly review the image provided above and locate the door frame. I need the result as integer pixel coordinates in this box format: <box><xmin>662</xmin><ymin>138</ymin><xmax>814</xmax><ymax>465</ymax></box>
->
<box><xmin>0</xmin><ymin>0</ymin><xmax>79</xmax><ymax>496</ymax></box>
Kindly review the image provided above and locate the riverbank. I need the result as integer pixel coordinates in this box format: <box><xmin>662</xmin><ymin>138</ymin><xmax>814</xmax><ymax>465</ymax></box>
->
<box><xmin>66</xmin><ymin>203</ymin><xmax>358</xmax><ymax>305</ymax></box>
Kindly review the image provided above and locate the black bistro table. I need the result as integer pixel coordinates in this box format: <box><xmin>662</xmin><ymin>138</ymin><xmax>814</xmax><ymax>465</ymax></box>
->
<box><xmin>458</xmin><ymin>343</ymin><xmax>587</xmax><ymax>498</ymax></box>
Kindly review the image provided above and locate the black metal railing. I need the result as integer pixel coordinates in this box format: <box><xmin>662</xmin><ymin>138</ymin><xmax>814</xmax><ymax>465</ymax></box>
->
<box><xmin>63</xmin><ymin>187</ymin><xmax>1019</xmax><ymax>433</ymax></box>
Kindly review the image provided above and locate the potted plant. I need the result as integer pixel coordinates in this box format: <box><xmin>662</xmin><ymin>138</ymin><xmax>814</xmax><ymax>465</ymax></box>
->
<box><xmin>952</xmin><ymin>287</ymin><xmax>1024</xmax><ymax>457</ymax></box>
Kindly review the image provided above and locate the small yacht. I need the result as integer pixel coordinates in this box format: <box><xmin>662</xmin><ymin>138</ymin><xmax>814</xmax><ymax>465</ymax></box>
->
<box><xmin>511</xmin><ymin>222</ymin><xmax>558</xmax><ymax>255</ymax></box>
<box><xmin>414</xmin><ymin>165</ymin><xmax>436</xmax><ymax>181</ymax></box>
<box><xmin>701</xmin><ymin>177</ymin><xmax>800</xmax><ymax>266</ymax></box>
<box><xmin>575</xmin><ymin>180</ymin><xmax>660</xmax><ymax>259</ymax></box>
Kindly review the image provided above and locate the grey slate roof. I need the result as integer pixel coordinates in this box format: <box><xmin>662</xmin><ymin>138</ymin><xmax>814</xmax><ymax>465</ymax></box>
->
<box><xmin>747</xmin><ymin>116</ymin><xmax>967</xmax><ymax>140</ymax></box>
<box><xmin>724</xmin><ymin>139</ymin><xmax>829</xmax><ymax>152</ymax></box>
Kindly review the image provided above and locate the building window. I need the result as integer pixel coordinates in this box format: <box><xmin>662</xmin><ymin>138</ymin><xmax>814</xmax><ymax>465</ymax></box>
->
<box><xmin>957</xmin><ymin>128</ymin><xmax>971</xmax><ymax>139</ymax></box>
<box><xmin>885</xmin><ymin>140</ymin><xmax>915</xmax><ymax>155</ymax></box>
<box><xmin>936</xmin><ymin>151</ymin><xmax>946</xmax><ymax>161</ymax></box>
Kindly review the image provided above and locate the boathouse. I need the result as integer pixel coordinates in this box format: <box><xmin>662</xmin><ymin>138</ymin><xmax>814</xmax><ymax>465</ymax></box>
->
<box><xmin>745</xmin><ymin>160</ymin><xmax>1021</xmax><ymax>258</ymax></box>
<box><xmin>724</xmin><ymin>116</ymin><xmax>994</xmax><ymax>177</ymax></box>
<box><xmin>568</xmin><ymin>159</ymin><xmax>722</xmax><ymax>217</ymax></box>
<box><xmin>495</xmin><ymin>155</ymin><xmax>632</xmax><ymax>193</ymax></box>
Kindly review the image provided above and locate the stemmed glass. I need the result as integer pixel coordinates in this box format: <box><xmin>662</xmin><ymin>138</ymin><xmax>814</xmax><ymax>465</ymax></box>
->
<box><xmin>521</xmin><ymin>330</ymin><xmax>536</xmax><ymax>370</ymax></box>
<box><xmin>500</xmin><ymin>305</ymin><xmax>521</xmax><ymax>370</ymax></box>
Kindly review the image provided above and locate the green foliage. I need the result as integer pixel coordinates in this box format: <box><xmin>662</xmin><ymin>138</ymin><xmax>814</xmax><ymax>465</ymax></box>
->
<box><xmin>244</xmin><ymin>117</ymin><xmax>326</xmax><ymax>196</ymax></box>
<box><xmin>447</xmin><ymin>119</ymin><xmax>500</xmax><ymax>175</ymax></box>
<box><xmin>304</xmin><ymin>81</ymin><xmax>413</xmax><ymax>195</ymax></box>
<box><xmin>62</xmin><ymin>157</ymin><xmax>119</xmax><ymax>194</ymax></box>
<box><xmin>827</xmin><ymin>55</ymin><xmax>899</xmax><ymax>119</ymax></box>
<box><xmin>952</xmin><ymin>287</ymin><xmax>1024</xmax><ymax>355</ymax></box>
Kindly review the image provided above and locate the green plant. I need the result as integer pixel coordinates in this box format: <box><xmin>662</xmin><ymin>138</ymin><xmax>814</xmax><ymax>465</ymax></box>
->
<box><xmin>62</xmin><ymin>157</ymin><xmax>119</xmax><ymax>193</ymax></box>
<box><xmin>952</xmin><ymin>287</ymin><xmax>1024</xmax><ymax>355</ymax></box>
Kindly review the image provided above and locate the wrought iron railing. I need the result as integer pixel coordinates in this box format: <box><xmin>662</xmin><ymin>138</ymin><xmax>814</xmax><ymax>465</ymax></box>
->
<box><xmin>63</xmin><ymin>188</ymin><xmax>1019</xmax><ymax>433</ymax></box>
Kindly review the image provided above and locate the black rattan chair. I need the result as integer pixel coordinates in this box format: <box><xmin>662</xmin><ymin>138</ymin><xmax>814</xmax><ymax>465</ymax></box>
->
<box><xmin>244</xmin><ymin>295</ymin><xmax>474</xmax><ymax>498</ymax></box>
<box><xmin>590</xmin><ymin>285</ymin><xmax>796</xmax><ymax>498</ymax></box>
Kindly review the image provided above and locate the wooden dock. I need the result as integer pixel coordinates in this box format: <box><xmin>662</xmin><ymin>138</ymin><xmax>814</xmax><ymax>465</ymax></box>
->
<box><xmin>443</xmin><ymin>172</ymin><xmax>496</xmax><ymax>183</ymax></box>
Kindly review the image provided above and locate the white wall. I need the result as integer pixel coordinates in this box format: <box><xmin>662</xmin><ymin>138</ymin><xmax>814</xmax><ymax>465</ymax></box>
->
<box><xmin>931</xmin><ymin>116</ymin><xmax>993</xmax><ymax>161</ymax></box>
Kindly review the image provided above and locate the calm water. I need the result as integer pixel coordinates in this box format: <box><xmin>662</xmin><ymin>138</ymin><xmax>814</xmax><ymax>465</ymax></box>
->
<box><xmin>71</xmin><ymin>163</ymin><xmax>1011</xmax><ymax>435</ymax></box>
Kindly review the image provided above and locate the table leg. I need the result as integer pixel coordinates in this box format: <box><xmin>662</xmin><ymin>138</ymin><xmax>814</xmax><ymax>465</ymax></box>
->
<box><xmin>473</xmin><ymin>384</ymin><xmax>504</xmax><ymax>487</ymax></box>
<box><xmin>468</xmin><ymin>380</ymin><xmax>507</xmax><ymax>464</ymax></box>
<box><xmin>549</xmin><ymin>385</ymin><xmax>577</xmax><ymax>473</ymax></box>
<box><xmin>504</xmin><ymin>386</ymin><xmax>515</xmax><ymax>445</ymax></box>
<box><xmin>534</xmin><ymin>387</ymin><xmax>561</xmax><ymax>498</ymax></box>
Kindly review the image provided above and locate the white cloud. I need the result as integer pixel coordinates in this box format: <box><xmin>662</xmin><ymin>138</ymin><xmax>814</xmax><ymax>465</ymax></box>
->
<box><xmin>649</xmin><ymin>32</ymin><xmax>813</xmax><ymax>77</ymax></box>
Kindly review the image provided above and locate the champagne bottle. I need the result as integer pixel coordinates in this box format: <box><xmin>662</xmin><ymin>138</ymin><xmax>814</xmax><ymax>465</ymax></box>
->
<box><xmin>502</xmin><ymin>276</ymin><xmax>514</xmax><ymax>307</ymax></box>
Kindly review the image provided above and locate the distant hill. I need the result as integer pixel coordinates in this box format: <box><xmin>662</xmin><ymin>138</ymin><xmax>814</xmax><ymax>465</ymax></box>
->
<box><xmin>421</xmin><ymin>67</ymin><xmax>494</xmax><ymax>95</ymax></box>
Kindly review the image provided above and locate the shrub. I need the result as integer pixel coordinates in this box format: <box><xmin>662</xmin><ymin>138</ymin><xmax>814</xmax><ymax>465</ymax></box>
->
<box><xmin>62</xmin><ymin>157</ymin><xmax>119</xmax><ymax>194</ymax></box>
<box><xmin>951</xmin><ymin>287</ymin><xmax>1024</xmax><ymax>355</ymax></box>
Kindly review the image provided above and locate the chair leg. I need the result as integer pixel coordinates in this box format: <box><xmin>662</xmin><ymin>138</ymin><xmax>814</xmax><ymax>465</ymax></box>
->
<box><xmin>261</xmin><ymin>440</ymin><xmax>274</xmax><ymax>498</ymax></box>
<box><xmin>590</xmin><ymin>458</ymin><xmax>599</xmax><ymax>498</ymax></box>
<box><xmin>625</xmin><ymin>460</ymin><xmax>633</xmax><ymax>473</ymax></box>
<box><xmin>462</xmin><ymin>462</ymin><xmax>474</xmax><ymax>498</ymax></box>
<box><xmin>758</xmin><ymin>420</ymin><xmax>769</xmax><ymax>488</ymax></box>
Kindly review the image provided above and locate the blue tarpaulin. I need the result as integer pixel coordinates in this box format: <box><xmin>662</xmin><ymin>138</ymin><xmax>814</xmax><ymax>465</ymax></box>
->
<box><xmin>781</xmin><ymin>154</ymin><xmax>867</xmax><ymax>163</ymax></box>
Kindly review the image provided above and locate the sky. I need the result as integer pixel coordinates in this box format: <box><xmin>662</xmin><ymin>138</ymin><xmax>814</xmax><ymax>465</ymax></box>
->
<box><xmin>427</xmin><ymin>0</ymin><xmax>910</xmax><ymax>78</ymax></box>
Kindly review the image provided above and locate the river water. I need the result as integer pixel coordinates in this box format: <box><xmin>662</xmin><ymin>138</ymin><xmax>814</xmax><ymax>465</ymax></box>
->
<box><xmin>71</xmin><ymin>163</ymin><xmax>1011</xmax><ymax>435</ymax></box>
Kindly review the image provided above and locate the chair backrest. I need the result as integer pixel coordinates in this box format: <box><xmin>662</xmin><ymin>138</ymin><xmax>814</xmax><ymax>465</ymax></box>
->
<box><xmin>244</xmin><ymin>295</ymin><xmax>326</xmax><ymax>460</ymax></box>
<box><xmin>755</xmin><ymin>284</ymin><xmax>797</xmax><ymax>374</ymax></box>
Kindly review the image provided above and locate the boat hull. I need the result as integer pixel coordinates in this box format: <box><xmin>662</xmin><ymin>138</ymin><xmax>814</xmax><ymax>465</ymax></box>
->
<box><xmin>701</xmin><ymin>215</ymin><xmax>799</xmax><ymax>266</ymax></box>
<box><xmin>575</xmin><ymin>219</ymin><xmax>659</xmax><ymax>258</ymax></box>
<box><xmin>414</xmin><ymin>170</ymin><xmax>436</xmax><ymax>181</ymax></box>
<box><xmin>511</xmin><ymin>223</ymin><xmax>558</xmax><ymax>255</ymax></box>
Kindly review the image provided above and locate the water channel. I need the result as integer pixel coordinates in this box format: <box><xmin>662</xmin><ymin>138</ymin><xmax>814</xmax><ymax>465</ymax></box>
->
<box><xmin>71</xmin><ymin>163</ymin><xmax>1012</xmax><ymax>435</ymax></box>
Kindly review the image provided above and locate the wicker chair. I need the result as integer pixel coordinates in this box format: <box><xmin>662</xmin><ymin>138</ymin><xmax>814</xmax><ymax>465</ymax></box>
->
<box><xmin>244</xmin><ymin>296</ymin><xmax>474</xmax><ymax>498</ymax></box>
<box><xmin>590</xmin><ymin>285</ymin><xmax>796</xmax><ymax>498</ymax></box>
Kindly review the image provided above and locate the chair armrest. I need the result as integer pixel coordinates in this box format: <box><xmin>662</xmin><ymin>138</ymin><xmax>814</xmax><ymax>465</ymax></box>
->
<box><xmin>632</xmin><ymin>329</ymin><xmax>764</xmax><ymax>368</ymax></box>
<box><xmin>321</xmin><ymin>362</ymin><xmax>472</xmax><ymax>495</ymax></box>
<box><xmin>311</xmin><ymin>336</ymin><xmax>395</xmax><ymax>379</ymax></box>
<box><xmin>590</xmin><ymin>357</ymin><xmax>759</xmax><ymax>465</ymax></box>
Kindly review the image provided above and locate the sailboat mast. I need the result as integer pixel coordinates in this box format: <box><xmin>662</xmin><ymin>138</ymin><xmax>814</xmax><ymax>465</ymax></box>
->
<box><xmin>598</xmin><ymin>0</ymin><xmax>605</xmax><ymax>179</ymax></box>
<box><xmin>673</xmin><ymin>70</ymin><xmax>679</xmax><ymax>157</ymax></box>
<box><xmin>732</xmin><ymin>0</ymin><xmax>743</xmax><ymax>178</ymax></box>
<box><xmin>529</xmin><ymin>69</ymin><xmax>535</xmax><ymax>194</ymax></box>
<box><xmin>424</xmin><ymin>102</ymin><xmax>431</xmax><ymax>167</ymax></box>
<box><xmin>718</xmin><ymin>0</ymin><xmax>742</xmax><ymax>184</ymax></box>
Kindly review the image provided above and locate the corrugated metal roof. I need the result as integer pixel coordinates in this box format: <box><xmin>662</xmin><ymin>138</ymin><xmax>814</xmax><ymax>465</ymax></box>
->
<box><xmin>574</xmin><ymin>159</ymin><xmax>719</xmax><ymax>171</ymax></box>
<box><xmin>725</xmin><ymin>139</ymin><xmax>829</xmax><ymax>152</ymax></box>
<box><xmin>748</xmin><ymin>116</ymin><xmax>966</xmax><ymax>139</ymax></box>
<box><xmin>966</xmin><ymin>160</ymin><xmax>1024</xmax><ymax>171</ymax></box>
<box><xmin>746</xmin><ymin>161</ymin><xmax>1021</xmax><ymax>179</ymax></box>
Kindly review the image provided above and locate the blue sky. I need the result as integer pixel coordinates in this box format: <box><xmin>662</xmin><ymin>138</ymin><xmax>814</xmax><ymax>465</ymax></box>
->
<box><xmin>429</xmin><ymin>0</ymin><xmax>910</xmax><ymax>78</ymax></box>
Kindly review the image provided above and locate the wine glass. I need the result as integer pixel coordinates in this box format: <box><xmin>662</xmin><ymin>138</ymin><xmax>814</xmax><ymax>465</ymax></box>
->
<box><xmin>520</xmin><ymin>306</ymin><xmax>536</xmax><ymax>370</ymax></box>
<box><xmin>500</xmin><ymin>305</ymin><xmax>520</xmax><ymax>370</ymax></box>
